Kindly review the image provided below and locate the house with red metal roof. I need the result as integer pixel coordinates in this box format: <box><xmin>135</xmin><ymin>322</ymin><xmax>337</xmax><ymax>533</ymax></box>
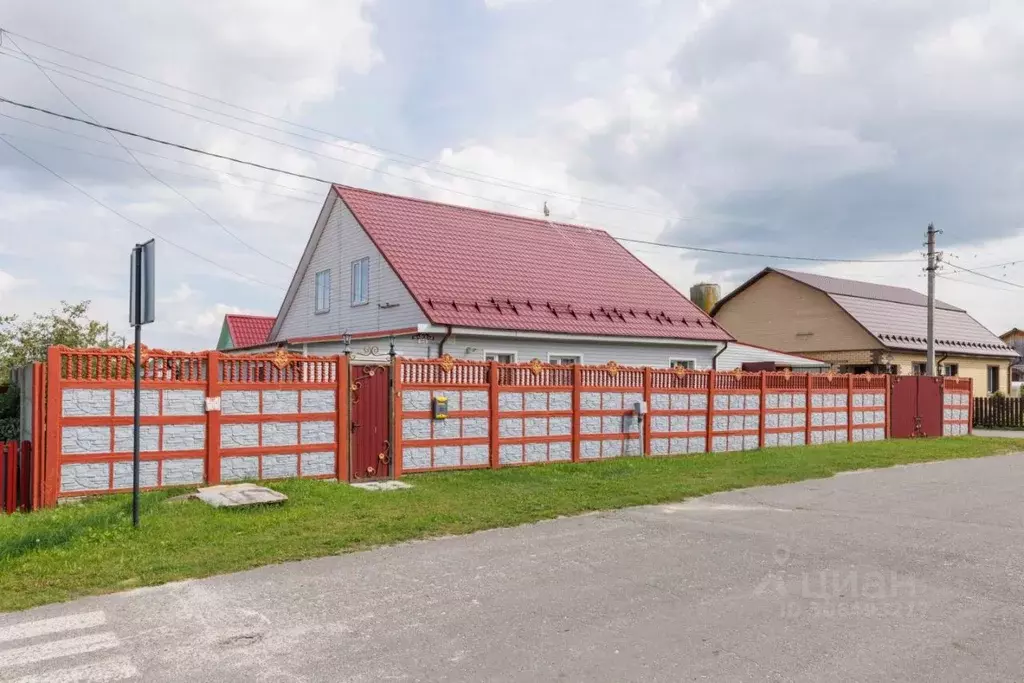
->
<box><xmin>712</xmin><ymin>268</ymin><xmax>1017</xmax><ymax>394</ymax></box>
<box><xmin>216</xmin><ymin>314</ymin><xmax>276</xmax><ymax>350</ymax></box>
<box><xmin>252</xmin><ymin>185</ymin><xmax>733</xmax><ymax>367</ymax></box>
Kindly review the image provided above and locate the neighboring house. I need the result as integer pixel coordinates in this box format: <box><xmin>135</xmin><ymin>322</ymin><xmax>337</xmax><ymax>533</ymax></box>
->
<box><xmin>716</xmin><ymin>342</ymin><xmax>829</xmax><ymax>373</ymax></box>
<box><xmin>711</xmin><ymin>268</ymin><xmax>1017</xmax><ymax>394</ymax></box>
<box><xmin>241</xmin><ymin>185</ymin><xmax>733</xmax><ymax>367</ymax></box>
<box><xmin>216</xmin><ymin>314</ymin><xmax>276</xmax><ymax>350</ymax></box>
<box><xmin>999</xmin><ymin>328</ymin><xmax>1024</xmax><ymax>386</ymax></box>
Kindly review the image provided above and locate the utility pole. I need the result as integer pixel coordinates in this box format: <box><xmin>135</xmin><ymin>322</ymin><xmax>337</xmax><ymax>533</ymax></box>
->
<box><xmin>925</xmin><ymin>223</ymin><xmax>940</xmax><ymax>376</ymax></box>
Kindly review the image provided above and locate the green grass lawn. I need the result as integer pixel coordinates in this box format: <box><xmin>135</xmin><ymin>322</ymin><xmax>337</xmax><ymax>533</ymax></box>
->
<box><xmin>2</xmin><ymin>437</ymin><xmax>1023</xmax><ymax>612</ymax></box>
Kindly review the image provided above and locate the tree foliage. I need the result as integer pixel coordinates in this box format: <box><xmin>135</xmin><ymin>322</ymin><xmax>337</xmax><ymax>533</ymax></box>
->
<box><xmin>0</xmin><ymin>301</ymin><xmax>124</xmax><ymax>379</ymax></box>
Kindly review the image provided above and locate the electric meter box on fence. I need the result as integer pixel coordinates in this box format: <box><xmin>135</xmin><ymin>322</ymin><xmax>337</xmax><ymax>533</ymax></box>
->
<box><xmin>432</xmin><ymin>395</ymin><xmax>449</xmax><ymax>420</ymax></box>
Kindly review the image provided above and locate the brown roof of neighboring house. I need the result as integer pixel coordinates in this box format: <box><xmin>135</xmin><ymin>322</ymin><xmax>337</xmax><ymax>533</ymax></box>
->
<box><xmin>713</xmin><ymin>268</ymin><xmax>1017</xmax><ymax>359</ymax></box>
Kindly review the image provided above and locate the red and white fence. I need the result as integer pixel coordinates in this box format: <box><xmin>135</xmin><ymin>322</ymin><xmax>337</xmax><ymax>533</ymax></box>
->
<box><xmin>4</xmin><ymin>348</ymin><xmax>974</xmax><ymax>510</ymax></box>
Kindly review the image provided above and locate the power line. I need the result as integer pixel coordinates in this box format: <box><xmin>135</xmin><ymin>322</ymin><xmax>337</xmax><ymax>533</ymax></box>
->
<box><xmin>936</xmin><ymin>273</ymin><xmax>1020</xmax><ymax>293</ymax></box>
<box><xmin>0</xmin><ymin>31</ymin><xmax>690</xmax><ymax>218</ymax></box>
<box><xmin>617</xmin><ymin>236</ymin><xmax>920</xmax><ymax>263</ymax></box>
<box><xmin>0</xmin><ymin>111</ymin><xmax>326</xmax><ymax>198</ymax></box>
<box><xmin>0</xmin><ymin>95</ymin><xmax>927</xmax><ymax>265</ymax></box>
<box><xmin>944</xmin><ymin>262</ymin><xmax>1024</xmax><ymax>289</ymax></box>
<box><xmin>0</xmin><ymin>136</ymin><xmax>284</xmax><ymax>290</ymax></box>
<box><xmin>3</xmin><ymin>34</ymin><xmax>294</xmax><ymax>270</ymax></box>
<box><xmin>0</xmin><ymin>130</ymin><xmax>322</xmax><ymax>205</ymax></box>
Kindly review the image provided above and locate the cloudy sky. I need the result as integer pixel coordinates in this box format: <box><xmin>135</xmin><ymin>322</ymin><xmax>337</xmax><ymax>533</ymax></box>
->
<box><xmin>1</xmin><ymin>0</ymin><xmax>1022</xmax><ymax>350</ymax></box>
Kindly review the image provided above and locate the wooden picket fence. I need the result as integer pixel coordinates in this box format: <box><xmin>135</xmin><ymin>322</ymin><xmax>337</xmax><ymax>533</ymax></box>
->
<box><xmin>973</xmin><ymin>396</ymin><xmax>1024</xmax><ymax>428</ymax></box>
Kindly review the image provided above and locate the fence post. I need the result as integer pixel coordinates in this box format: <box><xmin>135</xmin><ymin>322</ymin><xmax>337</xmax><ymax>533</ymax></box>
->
<box><xmin>571</xmin><ymin>364</ymin><xmax>581</xmax><ymax>463</ymax></box>
<box><xmin>705</xmin><ymin>370</ymin><xmax>716</xmax><ymax>452</ymax></box>
<box><xmin>31</xmin><ymin>362</ymin><xmax>45</xmax><ymax>510</ymax></box>
<box><xmin>43</xmin><ymin>346</ymin><xmax>62</xmax><ymax>507</ymax></box>
<box><xmin>847</xmin><ymin>374</ymin><xmax>854</xmax><ymax>444</ymax></box>
<box><xmin>338</xmin><ymin>355</ymin><xmax>351</xmax><ymax>482</ymax></box>
<box><xmin>884</xmin><ymin>374</ymin><xmax>892</xmax><ymax>439</ymax></box>
<box><xmin>758</xmin><ymin>372</ymin><xmax>767</xmax><ymax>448</ymax></box>
<box><xmin>205</xmin><ymin>350</ymin><xmax>222</xmax><ymax>485</ymax></box>
<box><xmin>642</xmin><ymin>367</ymin><xmax>652</xmax><ymax>456</ymax></box>
<box><xmin>390</xmin><ymin>356</ymin><xmax>401</xmax><ymax>479</ymax></box>
<box><xmin>804</xmin><ymin>373</ymin><xmax>813</xmax><ymax>447</ymax></box>
<box><xmin>488</xmin><ymin>361</ymin><xmax>500</xmax><ymax>468</ymax></box>
<box><xmin>4</xmin><ymin>442</ymin><xmax>16</xmax><ymax>515</ymax></box>
<box><xmin>968</xmin><ymin>377</ymin><xmax>974</xmax><ymax>434</ymax></box>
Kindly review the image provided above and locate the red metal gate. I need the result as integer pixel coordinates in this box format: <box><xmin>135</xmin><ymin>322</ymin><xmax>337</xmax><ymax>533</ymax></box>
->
<box><xmin>890</xmin><ymin>376</ymin><xmax>943</xmax><ymax>438</ymax></box>
<box><xmin>350</xmin><ymin>364</ymin><xmax>392</xmax><ymax>480</ymax></box>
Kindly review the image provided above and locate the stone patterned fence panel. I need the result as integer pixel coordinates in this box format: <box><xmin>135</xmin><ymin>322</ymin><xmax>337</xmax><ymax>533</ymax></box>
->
<box><xmin>764</xmin><ymin>373</ymin><xmax>808</xmax><ymax>448</ymax></box>
<box><xmin>396</xmin><ymin>359</ymin><xmax>491</xmax><ymax>473</ymax></box>
<box><xmin>578</xmin><ymin>365</ymin><xmax>644</xmax><ymax>460</ymax></box>
<box><xmin>850</xmin><ymin>374</ymin><xmax>889</xmax><ymax>443</ymax></box>
<box><xmin>709</xmin><ymin>372</ymin><xmax>762</xmax><ymax>453</ymax></box>
<box><xmin>649</xmin><ymin>370</ymin><xmax>709</xmax><ymax>456</ymax></box>
<box><xmin>942</xmin><ymin>377</ymin><xmax>972</xmax><ymax>436</ymax></box>
<box><xmin>43</xmin><ymin>346</ymin><xmax>344</xmax><ymax>505</ymax></box>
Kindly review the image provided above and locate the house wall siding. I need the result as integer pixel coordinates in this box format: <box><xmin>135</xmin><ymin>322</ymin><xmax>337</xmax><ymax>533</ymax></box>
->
<box><xmin>307</xmin><ymin>333</ymin><xmax>722</xmax><ymax>369</ymax></box>
<box><xmin>274</xmin><ymin>197</ymin><xmax>426</xmax><ymax>341</ymax></box>
<box><xmin>714</xmin><ymin>272</ymin><xmax>882</xmax><ymax>353</ymax></box>
<box><xmin>888</xmin><ymin>353</ymin><xmax>1011</xmax><ymax>395</ymax></box>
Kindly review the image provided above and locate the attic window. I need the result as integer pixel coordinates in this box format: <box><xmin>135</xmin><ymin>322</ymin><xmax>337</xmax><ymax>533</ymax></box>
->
<box><xmin>351</xmin><ymin>257</ymin><xmax>370</xmax><ymax>306</ymax></box>
<box><xmin>314</xmin><ymin>269</ymin><xmax>331</xmax><ymax>314</ymax></box>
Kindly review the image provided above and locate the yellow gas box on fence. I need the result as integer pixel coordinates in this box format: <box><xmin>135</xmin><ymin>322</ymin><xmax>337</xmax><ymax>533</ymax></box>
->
<box><xmin>432</xmin><ymin>395</ymin><xmax>449</xmax><ymax>420</ymax></box>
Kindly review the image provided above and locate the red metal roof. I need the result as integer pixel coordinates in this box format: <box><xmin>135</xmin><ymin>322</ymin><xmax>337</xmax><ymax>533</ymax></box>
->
<box><xmin>225</xmin><ymin>314</ymin><xmax>275</xmax><ymax>348</ymax></box>
<box><xmin>333</xmin><ymin>185</ymin><xmax>731</xmax><ymax>342</ymax></box>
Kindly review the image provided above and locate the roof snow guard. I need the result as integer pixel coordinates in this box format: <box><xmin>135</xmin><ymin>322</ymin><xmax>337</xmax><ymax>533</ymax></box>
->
<box><xmin>333</xmin><ymin>185</ymin><xmax>732</xmax><ymax>342</ymax></box>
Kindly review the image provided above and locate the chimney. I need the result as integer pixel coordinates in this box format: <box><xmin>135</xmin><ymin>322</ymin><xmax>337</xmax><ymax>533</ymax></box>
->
<box><xmin>689</xmin><ymin>283</ymin><xmax>721</xmax><ymax>313</ymax></box>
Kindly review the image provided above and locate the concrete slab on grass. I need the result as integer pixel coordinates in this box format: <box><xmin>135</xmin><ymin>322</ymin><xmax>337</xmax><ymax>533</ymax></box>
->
<box><xmin>350</xmin><ymin>480</ymin><xmax>412</xmax><ymax>492</ymax></box>
<box><xmin>195</xmin><ymin>483</ymin><xmax>287</xmax><ymax>508</ymax></box>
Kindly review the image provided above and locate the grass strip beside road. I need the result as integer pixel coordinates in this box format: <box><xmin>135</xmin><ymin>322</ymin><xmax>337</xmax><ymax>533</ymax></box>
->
<box><xmin>2</xmin><ymin>437</ymin><xmax>1022</xmax><ymax>612</ymax></box>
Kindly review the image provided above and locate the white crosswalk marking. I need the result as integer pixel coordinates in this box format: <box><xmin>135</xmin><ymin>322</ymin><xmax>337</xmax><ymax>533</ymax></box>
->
<box><xmin>0</xmin><ymin>613</ymin><xmax>106</xmax><ymax>645</ymax></box>
<box><xmin>0</xmin><ymin>632</ymin><xmax>119</xmax><ymax>669</ymax></box>
<box><xmin>6</xmin><ymin>656</ymin><xmax>138</xmax><ymax>683</ymax></box>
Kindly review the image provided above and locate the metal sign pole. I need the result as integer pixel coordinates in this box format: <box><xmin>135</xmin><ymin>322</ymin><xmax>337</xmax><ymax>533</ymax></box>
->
<box><xmin>128</xmin><ymin>238</ymin><xmax>154</xmax><ymax>528</ymax></box>
<box><xmin>132</xmin><ymin>244</ymin><xmax>143</xmax><ymax>528</ymax></box>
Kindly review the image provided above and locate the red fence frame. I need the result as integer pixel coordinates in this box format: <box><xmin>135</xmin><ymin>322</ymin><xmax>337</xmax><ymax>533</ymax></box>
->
<box><xmin>39</xmin><ymin>346</ymin><xmax>348</xmax><ymax>507</ymax></box>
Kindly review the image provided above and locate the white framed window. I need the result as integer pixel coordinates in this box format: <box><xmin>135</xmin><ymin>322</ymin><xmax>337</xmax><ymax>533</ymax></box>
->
<box><xmin>988</xmin><ymin>365</ymin><xmax>1000</xmax><ymax>393</ymax></box>
<box><xmin>351</xmin><ymin>257</ymin><xmax>370</xmax><ymax>306</ymax></box>
<box><xmin>912</xmin><ymin>362</ymin><xmax>927</xmax><ymax>376</ymax></box>
<box><xmin>943</xmin><ymin>363</ymin><xmax>959</xmax><ymax>377</ymax></box>
<box><xmin>548</xmin><ymin>353</ymin><xmax>582</xmax><ymax>365</ymax></box>
<box><xmin>669</xmin><ymin>359</ymin><xmax>696</xmax><ymax>370</ymax></box>
<box><xmin>485</xmin><ymin>351</ymin><xmax>517</xmax><ymax>363</ymax></box>
<box><xmin>314</xmin><ymin>269</ymin><xmax>331</xmax><ymax>314</ymax></box>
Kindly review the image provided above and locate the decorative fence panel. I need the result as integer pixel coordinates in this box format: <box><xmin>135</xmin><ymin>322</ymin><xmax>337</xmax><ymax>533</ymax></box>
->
<box><xmin>943</xmin><ymin>378</ymin><xmax>973</xmax><ymax>435</ymax></box>
<box><xmin>649</xmin><ymin>369</ymin><xmax>709</xmax><ymax>456</ymax></box>
<box><xmin>577</xmin><ymin>364</ymin><xmax>644</xmax><ymax>461</ymax></box>
<box><xmin>42</xmin><ymin>346</ymin><xmax>346</xmax><ymax>505</ymax></box>
<box><xmin>396</xmin><ymin>359</ymin><xmax>491</xmax><ymax>473</ymax></box>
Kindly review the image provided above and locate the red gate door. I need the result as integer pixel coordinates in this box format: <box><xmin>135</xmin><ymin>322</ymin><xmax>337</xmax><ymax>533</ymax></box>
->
<box><xmin>891</xmin><ymin>376</ymin><xmax>944</xmax><ymax>438</ymax></box>
<box><xmin>350</xmin><ymin>365</ymin><xmax>392</xmax><ymax>480</ymax></box>
<box><xmin>917</xmin><ymin>376</ymin><xmax>943</xmax><ymax>437</ymax></box>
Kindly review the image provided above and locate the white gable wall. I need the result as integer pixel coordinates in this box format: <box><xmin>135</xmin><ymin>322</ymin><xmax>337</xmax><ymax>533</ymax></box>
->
<box><xmin>273</xmin><ymin>197</ymin><xmax>426</xmax><ymax>341</ymax></box>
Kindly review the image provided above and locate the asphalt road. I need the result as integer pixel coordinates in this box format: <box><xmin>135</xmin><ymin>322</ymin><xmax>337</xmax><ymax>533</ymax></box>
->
<box><xmin>4</xmin><ymin>453</ymin><xmax>1024</xmax><ymax>682</ymax></box>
